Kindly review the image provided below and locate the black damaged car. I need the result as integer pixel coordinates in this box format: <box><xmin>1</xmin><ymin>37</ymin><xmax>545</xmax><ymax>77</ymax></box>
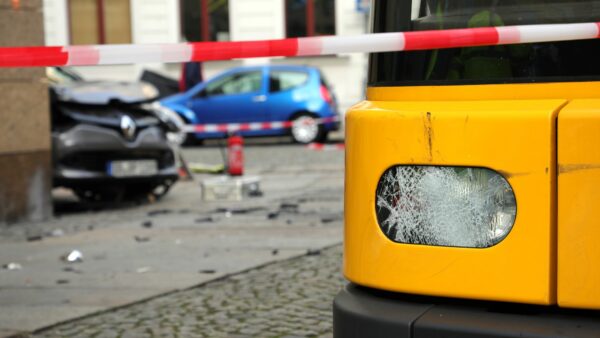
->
<box><xmin>48</xmin><ymin>67</ymin><xmax>184</xmax><ymax>202</ymax></box>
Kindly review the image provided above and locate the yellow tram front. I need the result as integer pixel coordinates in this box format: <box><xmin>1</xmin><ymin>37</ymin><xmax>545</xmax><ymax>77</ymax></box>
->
<box><xmin>334</xmin><ymin>1</ymin><xmax>600</xmax><ymax>337</ymax></box>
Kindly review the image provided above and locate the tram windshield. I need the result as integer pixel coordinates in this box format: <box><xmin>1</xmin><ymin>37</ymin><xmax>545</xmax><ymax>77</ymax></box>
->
<box><xmin>368</xmin><ymin>0</ymin><xmax>600</xmax><ymax>86</ymax></box>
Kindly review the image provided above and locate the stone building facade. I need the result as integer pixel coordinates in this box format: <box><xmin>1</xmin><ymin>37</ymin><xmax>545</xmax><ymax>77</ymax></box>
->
<box><xmin>0</xmin><ymin>0</ymin><xmax>52</xmax><ymax>223</ymax></box>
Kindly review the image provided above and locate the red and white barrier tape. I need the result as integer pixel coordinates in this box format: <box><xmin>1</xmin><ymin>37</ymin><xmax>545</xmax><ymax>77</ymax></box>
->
<box><xmin>183</xmin><ymin>116</ymin><xmax>338</xmax><ymax>133</ymax></box>
<box><xmin>1</xmin><ymin>22</ymin><xmax>599</xmax><ymax>67</ymax></box>
<box><xmin>307</xmin><ymin>143</ymin><xmax>345</xmax><ymax>151</ymax></box>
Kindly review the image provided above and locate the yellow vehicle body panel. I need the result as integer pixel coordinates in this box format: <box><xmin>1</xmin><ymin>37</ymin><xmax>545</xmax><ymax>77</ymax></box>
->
<box><xmin>558</xmin><ymin>99</ymin><xmax>600</xmax><ymax>310</ymax></box>
<box><xmin>345</xmin><ymin>95</ymin><xmax>564</xmax><ymax>304</ymax></box>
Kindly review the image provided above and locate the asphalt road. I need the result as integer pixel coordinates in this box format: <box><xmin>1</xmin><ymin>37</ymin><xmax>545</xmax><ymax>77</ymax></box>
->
<box><xmin>1</xmin><ymin>136</ymin><xmax>345</xmax><ymax>337</ymax></box>
<box><xmin>1</xmin><ymin>136</ymin><xmax>345</xmax><ymax>242</ymax></box>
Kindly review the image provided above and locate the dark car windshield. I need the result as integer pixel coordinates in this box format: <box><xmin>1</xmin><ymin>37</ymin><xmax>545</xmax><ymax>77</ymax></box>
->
<box><xmin>47</xmin><ymin>67</ymin><xmax>84</xmax><ymax>84</ymax></box>
<box><xmin>369</xmin><ymin>0</ymin><xmax>600</xmax><ymax>86</ymax></box>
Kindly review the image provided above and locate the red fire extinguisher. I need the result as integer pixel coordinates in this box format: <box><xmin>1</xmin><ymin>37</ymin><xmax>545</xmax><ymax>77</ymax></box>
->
<box><xmin>227</xmin><ymin>134</ymin><xmax>244</xmax><ymax>176</ymax></box>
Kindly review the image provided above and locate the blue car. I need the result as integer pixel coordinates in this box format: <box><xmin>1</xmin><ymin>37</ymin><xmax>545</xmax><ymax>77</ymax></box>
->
<box><xmin>161</xmin><ymin>65</ymin><xmax>340</xmax><ymax>144</ymax></box>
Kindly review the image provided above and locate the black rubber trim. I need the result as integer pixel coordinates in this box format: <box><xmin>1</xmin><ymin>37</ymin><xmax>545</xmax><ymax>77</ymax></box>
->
<box><xmin>415</xmin><ymin>305</ymin><xmax>600</xmax><ymax>338</ymax></box>
<box><xmin>54</xmin><ymin>173</ymin><xmax>179</xmax><ymax>189</ymax></box>
<box><xmin>333</xmin><ymin>284</ymin><xmax>432</xmax><ymax>338</ymax></box>
<box><xmin>333</xmin><ymin>284</ymin><xmax>600</xmax><ymax>338</ymax></box>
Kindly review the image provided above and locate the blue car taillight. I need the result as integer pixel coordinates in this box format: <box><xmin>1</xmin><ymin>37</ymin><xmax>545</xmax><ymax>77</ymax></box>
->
<box><xmin>320</xmin><ymin>84</ymin><xmax>333</xmax><ymax>106</ymax></box>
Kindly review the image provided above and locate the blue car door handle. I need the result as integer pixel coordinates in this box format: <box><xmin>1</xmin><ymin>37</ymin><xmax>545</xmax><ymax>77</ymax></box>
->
<box><xmin>252</xmin><ymin>95</ymin><xmax>267</xmax><ymax>103</ymax></box>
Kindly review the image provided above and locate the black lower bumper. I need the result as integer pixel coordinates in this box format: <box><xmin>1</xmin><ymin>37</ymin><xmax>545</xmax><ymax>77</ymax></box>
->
<box><xmin>54</xmin><ymin>171</ymin><xmax>179</xmax><ymax>190</ymax></box>
<box><xmin>333</xmin><ymin>284</ymin><xmax>600</xmax><ymax>338</ymax></box>
<box><xmin>327</xmin><ymin>120</ymin><xmax>341</xmax><ymax>132</ymax></box>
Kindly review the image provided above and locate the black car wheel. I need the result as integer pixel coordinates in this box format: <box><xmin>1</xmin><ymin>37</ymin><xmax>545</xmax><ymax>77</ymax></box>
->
<box><xmin>181</xmin><ymin>125</ymin><xmax>203</xmax><ymax>146</ymax></box>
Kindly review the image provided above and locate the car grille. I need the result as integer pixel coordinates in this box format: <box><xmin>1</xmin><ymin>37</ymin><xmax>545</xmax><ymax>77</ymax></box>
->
<box><xmin>61</xmin><ymin>150</ymin><xmax>175</xmax><ymax>172</ymax></box>
<box><xmin>59</xmin><ymin>106</ymin><xmax>161</xmax><ymax>140</ymax></box>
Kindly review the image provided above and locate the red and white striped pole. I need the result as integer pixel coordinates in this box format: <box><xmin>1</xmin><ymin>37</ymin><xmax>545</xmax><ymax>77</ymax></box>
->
<box><xmin>0</xmin><ymin>22</ymin><xmax>598</xmax><ymax>67</ymax></box>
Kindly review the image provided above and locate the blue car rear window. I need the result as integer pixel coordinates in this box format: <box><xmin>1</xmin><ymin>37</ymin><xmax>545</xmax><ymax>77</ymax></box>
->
<box><xmin>269</xmin><ymin>71</ymin><xmax>309</xmax><ymax>92</ymax></box>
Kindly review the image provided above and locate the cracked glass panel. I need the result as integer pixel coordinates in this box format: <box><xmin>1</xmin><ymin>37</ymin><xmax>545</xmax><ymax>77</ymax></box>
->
<box><xmin>376</xmin><ymin>166</ymin><xmax>516</xmax><ymax>248</ymax></box>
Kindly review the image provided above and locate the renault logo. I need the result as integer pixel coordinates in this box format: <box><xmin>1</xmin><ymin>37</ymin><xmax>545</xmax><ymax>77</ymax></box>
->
<box><xmin>120</xmin><ymin>115</ymin><xmax>136</xmax><ymax>141</ymax></box>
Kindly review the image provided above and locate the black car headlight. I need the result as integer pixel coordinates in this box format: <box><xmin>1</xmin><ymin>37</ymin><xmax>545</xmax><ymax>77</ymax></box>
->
<box><xmin>148</xmin><ymin>102</ymin><xmax>186</xmax><ymax>145</ymax></box>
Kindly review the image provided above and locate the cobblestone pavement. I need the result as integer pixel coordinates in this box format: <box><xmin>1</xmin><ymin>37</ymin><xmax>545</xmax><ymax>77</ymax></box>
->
<box><xmin>32</xmin><ymin>245</ymin><xmax>344</xmax><ymax>338</ymax></box>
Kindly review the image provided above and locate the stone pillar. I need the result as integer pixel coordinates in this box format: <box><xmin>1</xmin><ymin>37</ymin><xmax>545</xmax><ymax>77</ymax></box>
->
<box><xmin>0</xmin><ymin>0</ymin><xmax>52</xmax><ymax>223</ymax></box>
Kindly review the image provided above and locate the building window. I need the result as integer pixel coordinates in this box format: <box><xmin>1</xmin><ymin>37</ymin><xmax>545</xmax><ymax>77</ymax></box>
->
<box><xmin>181</xmin><ymin>0</ymin><xmax>230</xmax><ymax>42</ymax></box>
<box><xmin>68</xmin><ymin>0</ymin><xmax>132</xmax><ymax>45</ymax></box>
<box><xmin>286</xmin><ymin>0</ymin><xmax>335</xmax><ymax>38</ymax></box>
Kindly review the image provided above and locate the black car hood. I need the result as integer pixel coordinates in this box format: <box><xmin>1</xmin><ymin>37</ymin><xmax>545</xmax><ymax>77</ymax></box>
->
<box><xmin>52</xmin><ymin>81</ymin><xmax>159</xmax><ymax>105</ymax></box>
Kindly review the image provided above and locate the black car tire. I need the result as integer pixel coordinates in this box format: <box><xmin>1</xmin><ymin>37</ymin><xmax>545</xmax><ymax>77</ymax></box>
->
<box><xmin>182</xmin><ymin>127</ymin><xmax>203</xmax><ymax>147</ymax></box>
<box><xmin>124</xmin><ymin>182</ymin><xmax>174</xmax><ymax>201</ymax></box>
<box><xmin>290</xmin><ymin>113</ymin><xmax>327</xmax><ymax>144</ymax></box>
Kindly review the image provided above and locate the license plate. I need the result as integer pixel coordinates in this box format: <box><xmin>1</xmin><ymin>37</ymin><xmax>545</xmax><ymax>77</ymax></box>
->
<box><xmin>107</xmin><ymin>160</ymin><xmax>158</xmax><ymax>177</ymax></box>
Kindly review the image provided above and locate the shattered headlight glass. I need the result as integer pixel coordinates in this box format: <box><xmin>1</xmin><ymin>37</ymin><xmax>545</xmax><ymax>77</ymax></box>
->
<box><xmin>376</xmin><ymin>166</ymin><xmax>516</xmax><ymax>248</ymax></box>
